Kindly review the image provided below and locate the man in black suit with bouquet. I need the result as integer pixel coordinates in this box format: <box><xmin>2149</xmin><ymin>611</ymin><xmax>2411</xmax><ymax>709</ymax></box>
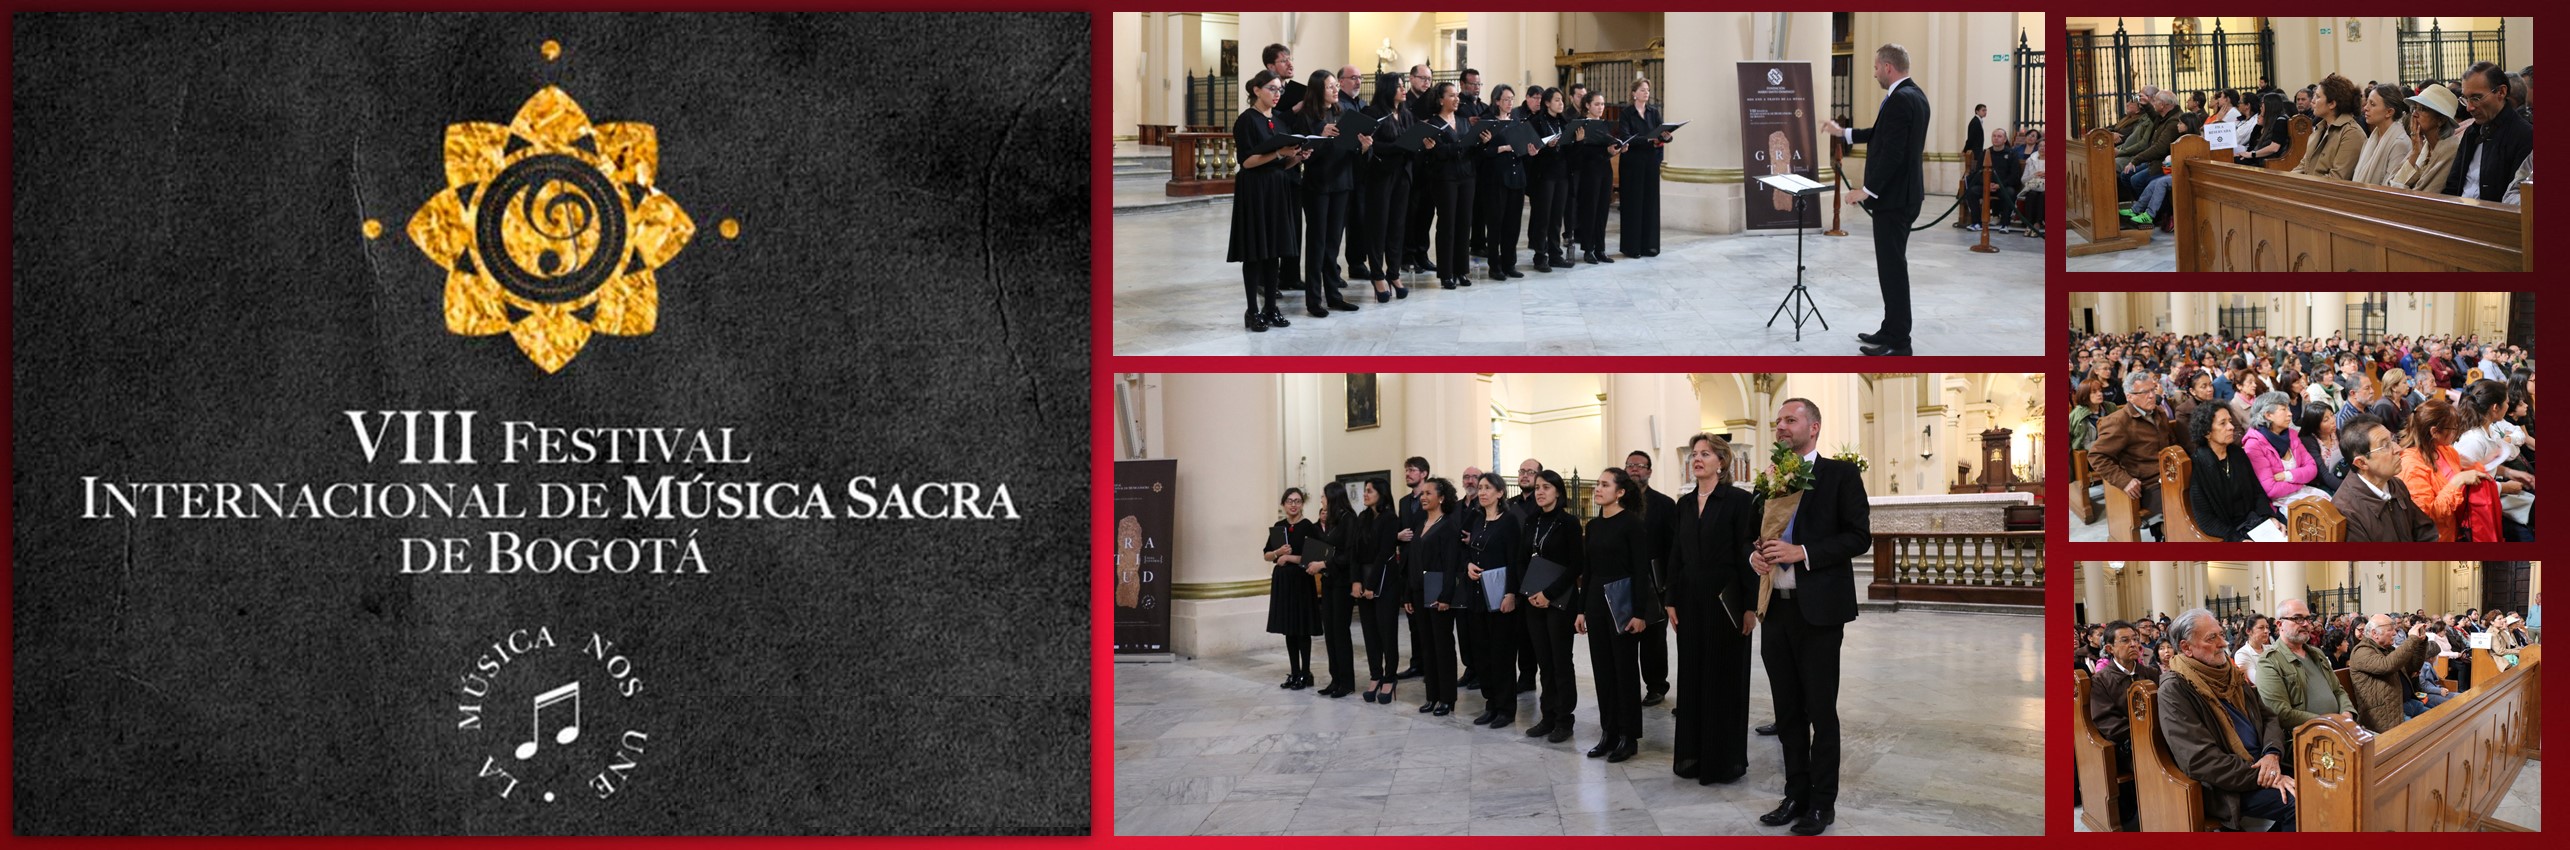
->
<box><xmin>1749</xmin><ymin>398</ymin><xmax>1871</xmax><ymax>835</ymax></box>
<box><xmin>1822</xmin><ymin>44</ymin><xmax>1929</xmax><ymax>357</ymax></box>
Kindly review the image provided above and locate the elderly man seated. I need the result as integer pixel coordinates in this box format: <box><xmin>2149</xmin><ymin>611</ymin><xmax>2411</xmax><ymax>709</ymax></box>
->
<box><xmin>2253</xmin><ymin>599</ymin><xmax>2357</xmax><ymax>732</ymax></box>
<box><xmin>2086</xmin><ymin>372</ymin><xmax>2174</xmax><ymax>540</ymax></box>
<box><xmin>2346</xmin><ymin>614</ymin><xmax>2434</xmax><ymax>732</ymax></box>
<box><xmin>2157</xmin><ymin>608</ymin><xmax>2299</xmax><ymax>831</ymax></box>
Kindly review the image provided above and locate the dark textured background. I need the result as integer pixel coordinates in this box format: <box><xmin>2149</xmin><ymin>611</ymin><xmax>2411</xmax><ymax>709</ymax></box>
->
<box><xmin>11</xmin><ymin>13</ymin><xmax>1090</xmax><ymax>835</ymax></box>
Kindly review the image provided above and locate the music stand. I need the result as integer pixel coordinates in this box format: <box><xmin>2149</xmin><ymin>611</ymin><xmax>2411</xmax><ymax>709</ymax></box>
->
<box><xmin>1756</xmin><ymin>173</ymin><xmax>1830</xmax><ymax>341</ymax></box>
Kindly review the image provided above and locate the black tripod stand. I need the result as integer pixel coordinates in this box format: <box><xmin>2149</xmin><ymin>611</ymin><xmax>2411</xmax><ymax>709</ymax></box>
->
<box><xmin>1763</xmin><ymin>182</ymin><xmax>1828</xmax><ymax>341</ymax></box>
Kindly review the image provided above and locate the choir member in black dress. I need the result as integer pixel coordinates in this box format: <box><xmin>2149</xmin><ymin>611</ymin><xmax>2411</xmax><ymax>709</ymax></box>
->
<box><xmin>1474</xmin><ymin>85</ymin><xmax>1532</xmax><ymax>282</ymax></box>
<box><xmin>1616</xmin><ymin>78</ymin><xmax>1673</xmax><ymax>258</ymax></box>
<box><xmin>1311</xmin><ymin>485</ymin><xmax>1360</xmax><ymax>698</ymax></box>
<box><xmin>1404</xmin><ymin>477</ymin><xmax>1464</xmax><ymax>716</ymax></box>
<box><xmin>1355</xmin><ymin>477</ymin><xmax>1407</xmax><ymax>704</ymax></box>
<box><xmin>1294</xmin><ymin>70</ymin><xmax>1366</xmax><ymax>318</ymax></box>
<box><xmin>1425</xmin><ymin>83</ymin><xmax>1489</xmax><ymax>291</ymax></box>
<box><xmin>1262</xmin><ymin>487</ymin><xmax>1319</xmax><ymax>689</ymax></box>
<box><xmin>1578</xmin><ymin>467</ymin><xmax>1657</xmax><ymax>763</ymax></box>
<box><xmin>1666</xmin><ymin>434</ymin><xmax>1759</xmax><ymax>785</ymax></box>
<box><xmin>1570</xmin><ymin>91</ymin><xmax>1628</xmax><ymax>266</ymax></box>
<box><xmin>1558</xmin><ymin>83</ymin><xmax>1590</xmax><ymax>262</ymax></box>
<box><xmin>1228</xmin><ymin>70</ymin><xmax>1311</xmax><ymax>332</ymax></box>
<box><xmin>1465</xmin><ymin>472</ymin><xmax>1523</xmax><ymax>729</ymax></box>
<box><xmin>1352</xmin><ymin>74</ymin><xmax>1406</xmax><ymax>302</ymax></box>
<box><xmin>1522</xmin><ymin>87</ymin><xmax>1571</xmax><ymax>273</ymax></box>
<box><xmin>1518</xmin><ymin>470</ymin><xmax>1585</xmax><ymax>744</ymax></box>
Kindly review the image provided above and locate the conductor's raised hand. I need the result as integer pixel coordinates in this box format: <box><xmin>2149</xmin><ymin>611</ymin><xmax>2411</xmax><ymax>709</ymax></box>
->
<box><xmin>1820</xmin><ymin>118</ymin><xmax>1842</xmax><ymax>138</ymax></box>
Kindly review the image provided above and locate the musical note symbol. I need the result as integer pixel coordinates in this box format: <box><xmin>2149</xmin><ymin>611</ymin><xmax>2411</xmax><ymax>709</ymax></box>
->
<box><xmin>513</xmin><ymin>681</ymin><xmax>581</xmax><ymax>760</ymax></box>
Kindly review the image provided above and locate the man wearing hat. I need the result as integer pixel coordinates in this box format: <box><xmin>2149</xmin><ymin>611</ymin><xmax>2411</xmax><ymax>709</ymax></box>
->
<box><xmin>2395</xmin><ymin>84</ymin><xmax>2464</xmax><ymax>194</ymax></box>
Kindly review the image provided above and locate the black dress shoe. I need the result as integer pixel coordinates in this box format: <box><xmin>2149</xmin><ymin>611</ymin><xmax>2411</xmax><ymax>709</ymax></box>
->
<box><xmin>1488</xmin><ymin>713</ymin><xmax>1515</xmax><ymax>730</ymax></box>
<box><xmin>1757</xmin><ymin>723</ymin><xmax>1778</xmax><ymax>736</ymax></box>
<box><xmin>1261</xmin><ymin>309</ymin><xmax>1291</xmax><ymax>329</ymax></box>
<box><xmin>1791</xmin><ymin>805</ymin><xmax>1835</xmax><ymax>836</ymax></box>
<box><xmin>1431</xmin><ymin>702</ymin><xmax>1452</xmax><ymax>717</ymax></box>
<box><xmin>1593</xmin><ymin>251</ymin><xmax>1615</xmax><ymax>263</ymax></box>
<box><xmin>1456</xmin><ymin>276</ymin><xmax>1471</xmax><ymax>287</ymax></box>
<box><xmin>1326</xmin><ymin>296</ymin><xmax>1360</xmax><ymax>312</ymax></box>
<box><xmin>1759</xmin><ymin>798</ymin><xmax>1807</xmax><ymax>827</ymax></box>
<box><xmin>1533</xmin><ymin>255</ymin><xmax>1552</xmax><ymax>272</ymax></box>
<box><xmin>1396</xmin><ymin>666</ymin><xmax>1421</xmax><ymax>680</ymax></box>
<box><xmin>1606</xmin><ymin>737</ymin><xmax>1637</xmax><ymax>763</ymax></box>
<box><xmin>1472</xmin><ymin>709</ymin><xmax>1497</xmax><ymax>726</ymax></box>
<box><xmin>1280</xmin><ymin>675</ymin><xmax>1297</xmax><ymax>689</ymax></box>
<box><xmin>1585</xmin><ymin>737</ymin><xmax>1615</xmax><ymax>758</ymax></box>
<box><xmin>1547</xmin><ymin>720</ymin><xmax>1574</xmax><ymax>743</ymax></box>
<box><xmin>1505</xmin><ymin>267</ymin><xmax>1524</xmax><ymax>279</ymax></box>
<box><xmin>1457</xmin><ymin>673</ymin><xmax>1480</xmax><ymax>689</ymax></box>
<box><xmin>1643</xmin><ymin>248</ymin><xmax>1660</xmax><ymax>257</ymax></box>
<box><xmin>1306</xmin><ymin>302</ymin><xmax>1330</xmax><ymax>319</ymax></box>
<box><xmin>1245</xmin><ymin>310</ymin><xmax>1269</xmax><ymax>332</ymax></box>
<box><xmin>1525</xmin><ymin>717</ymin><xmax>1556</xmax><ymax>738</ymax></box>
<box><xmin>1418</xmin><ymin>700</ymin><xmax>1435</xmax><ymax>713</ymax></box>
<box><xmin>1640</xmin><ymin>689</ymin><xmax>1666</xmax><ymax>707</ymax></box>
<box><xmin>1672</xmin><ymin>758</ymin><xmax>1701</xmax><ymax>779</ymax></box>
<box><xmin>1440</xmin><ymin>279</ymin><xmax>1457</xmax><ymax>290</ymax></box>
<box><xmin>1860</xmin><ymin>343</ymin><xmax>1912</xmax><ymax>357</ymax></box>
<box><xmin>1857</xmin><ymin>331</ymin><xmax>1885</xmax><ymax>345</ymax></box>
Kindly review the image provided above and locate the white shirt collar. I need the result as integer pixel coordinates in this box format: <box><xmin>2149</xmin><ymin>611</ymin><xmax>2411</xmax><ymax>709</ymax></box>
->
<box><xmin>1801</xmin><ymin>448</ymin><xmax>1819</xmax><ymax>463</ymax></box>
<box><xmin>2112</xmin><ymin>658</ymin><xmax>2133</xmax><ymax>675</ymax></box>
<box><xmin>2361</xmin><ymin>473</ymin><xmax>2392</xmax><ymax>501</ymax></box>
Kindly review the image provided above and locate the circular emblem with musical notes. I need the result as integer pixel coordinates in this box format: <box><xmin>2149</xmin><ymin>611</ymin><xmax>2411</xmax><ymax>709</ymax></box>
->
<box><xmin>451</xmin><ymin>625</ymin><xmax>651</xmax><ymax>806</ymax></box>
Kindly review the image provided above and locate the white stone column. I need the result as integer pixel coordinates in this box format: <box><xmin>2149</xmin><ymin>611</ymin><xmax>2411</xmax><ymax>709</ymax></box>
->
<box><xmin>1163</xmin><ymin>373</ymin><xmax>1283</xmax><ymax>659</ymax></box>
<box><xmin>2085</xmin><ymin>561</ymin><xmax>2119</xmax><ymax>622</ymax></box>
<box><xmin>1658</xmin><ymin>13</ymin><xmax>1740</xmax><ymax>235</ymax></box>
<box><xmin>2149</xmin><ymin>560</ymin><xmax>2179</xmax><ymax>620</ymax></box>
<box><xmin>2169</xmin><ymin>292</ymin><xmax>2201</xmax><ymax>336</ymax></box>
<box><xmin>2273</xmin><ymin>560</ymin><xmax>2309</xmax><ymax>614</ymax></box>
<box><xmin>2309</xmin><ymin>291</ymin><xmax>2347</xmax><ymax>341</ymax></box>
<box><xmin>1114</xmin><ymin>13</ymin><xmax>1143</xmax><ymax>139</ymax></box>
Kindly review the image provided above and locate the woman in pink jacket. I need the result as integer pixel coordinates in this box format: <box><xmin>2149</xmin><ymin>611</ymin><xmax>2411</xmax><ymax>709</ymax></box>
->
<box><xmin>2240</xmin><ymin>391</ymin><xmax>2331</xmax><ymax>509</ymax></box>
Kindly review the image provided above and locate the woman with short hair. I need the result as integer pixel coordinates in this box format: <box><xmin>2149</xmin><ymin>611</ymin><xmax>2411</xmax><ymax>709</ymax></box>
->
<box><xmin>2350</xmin><ymin>83</ymin><xmax>2415</xmax><ymax>186</ymax></box>
<box><xmin>2184</xmin><ymin>402</ymin><xmax>2285</xmax><ymax>541</ymax></box>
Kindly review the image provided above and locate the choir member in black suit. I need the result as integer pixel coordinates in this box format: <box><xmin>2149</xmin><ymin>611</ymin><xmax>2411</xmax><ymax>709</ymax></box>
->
<box><xmin>1523</xmin><ymin>88</ymin><xmax>1572</xmax><ymax>272</ymax></box>
<box><xmin>1405</xmin><ymin>477</ymin><xmax>1465</xmax><ymax>716</ymax></box>
<box><xmin>1356</xmin><ymin>73</ymin><xmax>1415</xmax><ymax>302</ymax></box>
<box><xmin>1474</xmin><ymin>85</ymin><xmax>1532</xmax><ymax>281</ymax></box>
<box><xmin>1355</xmin><ymin>477</ymin><xmax>1407</xmax><ymax>704</ymax></box>
<box><xmin>1402</xmin><ymin>65</ymin><xmax>1441</xmax><ymax>275</ymax></box>
<box><xmin>1626</xmin><ymin>450</ymin><xmax>1679</xmax><ymax>706</ymax></box>
<box><xmin>1666</xmin><ymin>434</ymin><xmax>1759</xmax><ymax>785</ymax></box>
<box><xmin>1260</xmin><ymin>44</ymin><xmax>1309</xmax><ymax>298</ymax></box>
<box><xmin>1558</xmin><ymin>83</ymin><xmax>1590</xmax><ymax>263</ymax></box>
<box><xmin>1262</xmin><ymin>487</ymin><xmax>1320</xmax><ymax>690</ymax></box>
<box><xmin>1228</xmin><ymin>70</ymin><xmax>1310</xmax><ymax>333</ymax></box>
<box><xmin>1465</xmin><ymin>472</ymin><xmax>1523</xmax><ymax>729</ymax></box>
<box><xmin>1294</xmin><ymin>69</ymin><xmax>1366</xmax><ymax>318</ymax></box>
<box><xmin>1616</xmin><ymin>78</ymin><xmax>1673</xmax><ymax>258</ymax></box>
<box><xmin>1824</xmin><ymin>44</ymin><xmax>1931</xmax><ymax>356</ymax></box>
<box><xmin>1311</xmin><ymin>484</ymin><xmax>1360</xmax><ymax>698</ymax></box>
<box><xmin>1570</xmin><ymin>91</ymin><xmax>1629</xmax><ymax>266</ymax></box>
<box><xmin>1425</xmin><ymin>83</ymin><xmax>1490</xmax><ymax>291</ymax></box>
<box><xmin>1578</xmin><ymin>467</ymin><xmax>1659</xmax><ymax>764</ymax></box>
<box><xmin>1394</xmin><ymin>457</ymin><xmax>1430</xmax><ymax>681</ymax></box>
<box><xmin>1751</xmin><ymin>398</ymin><xmax>1873</xmax><ymax>835</ymax></box>
<box><xmin>1518</xmin><ymin>470</ymin><xmax>1585</xmax><ymax>744</ymax></box>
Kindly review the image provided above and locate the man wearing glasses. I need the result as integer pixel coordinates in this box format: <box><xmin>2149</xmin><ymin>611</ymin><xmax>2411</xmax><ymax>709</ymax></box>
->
<box><xmin>2331</xmin><ymin>415</ymin><xmax>2438</xmax><ymax>542</ymax></box>
<box><xmin>2251</xmin><ymin>599</ymin><xmax>2357</xmax><ymax>734</ymax></box>
<box><xmin>2085</xmin><ymin>372</ymin><xmax>2173</xmax><ymax>540</ymax></box>
<box><xmin>2441</xmin><ymin>61</ymin><xmax>2532</xmax><ymax>201</ymax></box>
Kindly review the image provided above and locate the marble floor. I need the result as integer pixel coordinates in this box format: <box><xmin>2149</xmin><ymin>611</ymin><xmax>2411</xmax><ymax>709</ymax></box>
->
<box><xmin>1113</xmin><ymin>610</ymin><xmax>2044</xmax><ymax>836</ymax></box>
<box><xmin>2072</xmin><ymin>756</ymin><xmax>2542</xmax><ymax>831</ymax></box>
<box><xmin>2066</xmin><ymin>229</ymin><xmax>2180</xmax><ymax>272</ymax></box>
<box><xmin>1111</xmin><ymin>195</ymin><xmax>2047</xmax><ymax>356</ymax></box>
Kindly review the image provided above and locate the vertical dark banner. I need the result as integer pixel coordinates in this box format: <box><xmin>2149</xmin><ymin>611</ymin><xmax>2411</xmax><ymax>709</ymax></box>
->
<box><xmin>1113</xmin><ymin>459</ymin><xmax>1175</xmax><ymax>654</ymax></box>
<box><xmin>1737</xmin><ymin>61</ymin><xmax>1820</xmax><ymax>230</ymax></box>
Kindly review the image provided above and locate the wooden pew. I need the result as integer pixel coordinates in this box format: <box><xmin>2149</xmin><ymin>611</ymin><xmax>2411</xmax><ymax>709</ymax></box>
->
<box><xmin>2292</xmin><ymin>649</ymin><xmax>2540</xmax><ymax>830</ymax></box>
<box><xmin>2128</xmin><ymin>679</ymin><xmax>2216</xmax><ymax>831</ymax></box>
<box><xmin>2286</xmin><ymin>498</ymin><xmax>2348</xmax><ymax>542</ymax></box>
<box><xmin>2257</xmin><ymin>115</ymin><xmax>2313</xmax><ymax>172</ymax></box>
<box><xmin>2069</xmin><ymin>449</ymin><xmax>2101</xmax><ymax>524</ymax></box>
<box><xmin>2072</xmin><ymin>668</ymin><xmax>2132</xmax><ymax>831</ymax></box>
<box><xmin>2168</xmin><ymin>134</ymin><xmax>2533</xmax><ymax>271</ymax></box>
<box><xmin>2067</xmin><ymin>128</ymin><xmax>2153</xmax><ymax>255</ymax></box>
<box><xmin>2152</xmin><ymin>445</ymin><xmax>2222</xmax><ymax>542</ymax></box>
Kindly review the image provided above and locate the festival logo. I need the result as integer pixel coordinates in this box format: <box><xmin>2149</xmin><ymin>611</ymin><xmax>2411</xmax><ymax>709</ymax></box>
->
<box><xmin>454</xmin><ymin>625</ymin><xmax>651</xmax><ymax>806</ymax></box>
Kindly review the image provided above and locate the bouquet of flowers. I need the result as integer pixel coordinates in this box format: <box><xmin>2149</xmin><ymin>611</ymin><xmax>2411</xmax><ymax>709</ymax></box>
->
<box><xmin>1749</xmin><ymin>441</ymin><xmax>1818</xmax><ymax>617</ymax></box>
<box><xmin>1830</xmin><ymin>445</ymin><xmax>1870</xmax><ymax>475</ymax></box>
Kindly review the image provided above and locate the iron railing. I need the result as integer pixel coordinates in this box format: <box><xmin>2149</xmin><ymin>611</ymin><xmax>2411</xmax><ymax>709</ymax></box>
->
<box><xmin>2014</xmin><ymin>30</ymin><xmax>2046</xmax><ymax>138</ymax></box>
<box><xmin>2399</xmin><ymin>21</ymin><xmax>2508</xmax><ymax>87</ymax></box>
<box><xmin>2067</xmin><ymin>19</ymin><xmax>2274</xmax><ymax>135</ymax></box>
<box><xmin>2218</xmin><ymin>306</ymin><xmax>2266</xmax><ymax>339</ymax></box>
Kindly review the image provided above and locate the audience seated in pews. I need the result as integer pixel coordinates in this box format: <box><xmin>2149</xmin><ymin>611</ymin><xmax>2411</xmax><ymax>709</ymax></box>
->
<box><xmin>2345</xmin><ymin>615</ymin><xmax>2434</xmax><ymax>733</ymax></box>
<box><xmin>2253</xmin><ymin>599</ymin><xmax>2355</xmax><ymax>735</ymax></box>
<box><xmin>2185</xmin><ymin>401</ymin><xmax>2284</xmax><ymax>541</ymax></box>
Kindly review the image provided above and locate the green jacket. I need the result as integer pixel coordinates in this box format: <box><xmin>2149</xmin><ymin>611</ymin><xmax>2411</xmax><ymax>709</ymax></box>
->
<box><xmin>2114</xmin><ymin>109</ymin><xmax>2161</xmax><ymax>159</ymax></box>
<box><xmin>2253</xmin><ymin>640</ymin><xmax>2352</xmax><ymax>732</ymax></box>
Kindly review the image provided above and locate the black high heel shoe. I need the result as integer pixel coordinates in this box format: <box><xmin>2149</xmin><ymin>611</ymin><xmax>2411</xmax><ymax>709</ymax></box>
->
<box><xmin>1245</xmin><ymin>309</ymin><xmax>1268</xmax><ymax>332</ymax></box>
<box><xmin>1374</xmin><ymin>284</ymin><xmax>1392</xmax><ymax>303</ymax></box>
<box><xmin>1260</xmin><ymin>308</ymin><xmax>1291</xmax><ymax>329</ymax></box>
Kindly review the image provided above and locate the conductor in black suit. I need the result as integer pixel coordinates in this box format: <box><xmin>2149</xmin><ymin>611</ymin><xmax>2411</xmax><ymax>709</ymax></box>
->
<box><xmin>1822</xmin><ymin>44</ymin><xmax>1929</xmax><ymax>357</ymax></box>
<box><xmin>1749</xmin><ymin>398</ymin><xmax>1871</xmax><ymax>836</ymax></box>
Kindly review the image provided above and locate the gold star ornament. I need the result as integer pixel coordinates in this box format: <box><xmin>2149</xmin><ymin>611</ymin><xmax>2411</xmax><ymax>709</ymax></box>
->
<box><xmin>406</xmin><ymin>83</ymin><xmax>695</xmax><ymax>372</ymax></box>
